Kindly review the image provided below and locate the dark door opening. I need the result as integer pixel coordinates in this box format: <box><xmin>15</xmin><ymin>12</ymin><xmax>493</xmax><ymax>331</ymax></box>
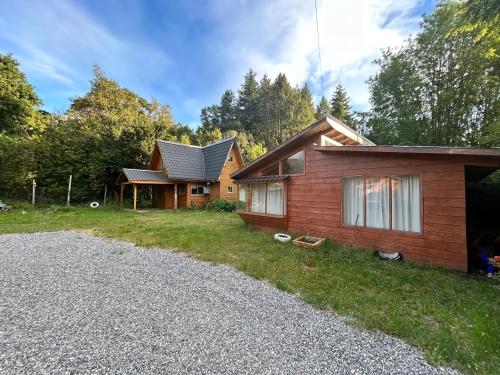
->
<box><xmin>465</xmin><ymin>166</ymin><xmax>500</xmax><ymax>273</ymax></box>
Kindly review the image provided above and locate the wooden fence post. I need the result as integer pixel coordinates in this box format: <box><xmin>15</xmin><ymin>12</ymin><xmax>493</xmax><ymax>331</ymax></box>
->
<box><xmin>120</xmin><ymin>184</ymin><xmax>124</xmax><ymax>209</ymax></box>
<box><xmin>133</xmin><ymin>184</ymin><xmax>137</xmax><ymax>210</ymax></box>
<box><xmin>32</xmin><ymin>179</ymin><xmax>36</xmax><ymax>209</ymax></box>
<box><xmin>66</xmin><ymin>175</ymin><xmax>72</xmax><ymax>206</ymax></box>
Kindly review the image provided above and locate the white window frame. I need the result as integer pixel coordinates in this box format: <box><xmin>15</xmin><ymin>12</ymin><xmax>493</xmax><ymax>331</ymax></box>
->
<box><xmin>241</xmin><ymin>182</ymin><xmax>286</xmax><ymax>217</ymax></box>
<box><xmin>342</xmin><ymin>174</ymin><xmax>422</xmax><ymax>234</ymax></box>
<box><xmin>227</xmin><ymin>185</ymin><xmax>233</xmax><ymax>194</ymax></box>
<box><xmin>227</xmin><ymin>155</ymin><xmax>234</xmax><ymax>162</ymax></box>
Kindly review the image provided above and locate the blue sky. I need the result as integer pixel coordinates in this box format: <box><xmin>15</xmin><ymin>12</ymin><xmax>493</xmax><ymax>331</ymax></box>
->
<box><xmin>0</xmin><ymin>0</ymin><xmax>435</xmax><ymax>128</ymax></box>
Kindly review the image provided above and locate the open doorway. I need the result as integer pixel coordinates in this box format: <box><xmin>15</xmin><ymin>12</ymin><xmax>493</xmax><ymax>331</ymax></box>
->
<box><xmin>465</xmin><ymin>166</ymin><xmax>500</xmax><ymax>273</ymax></box>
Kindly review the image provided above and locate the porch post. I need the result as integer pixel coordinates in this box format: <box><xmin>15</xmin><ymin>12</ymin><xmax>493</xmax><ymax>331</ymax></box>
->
<box><xmin>174</xmin><ymin>183</ymin><xmax>178</xmax><ymax>210</ymax></box>
<box><xmin>120</xmin><ymin>183</ymin><xmax>124</xmax><ymax>209</ymax></box>
<box><xmin>133</xmin><ymin>184</ymin><xmax>137</xmax><ymax>210</ymax></box>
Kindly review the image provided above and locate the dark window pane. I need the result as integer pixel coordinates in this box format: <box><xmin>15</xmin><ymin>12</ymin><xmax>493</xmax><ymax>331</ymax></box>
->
<box><xmin>261</xmin><ymin>163</ymin><xmax>279</xmax><ymax>176</ymax></box>
<box><xmin>282</xmin><ymin>150</ymin><xmax>304</xmax><ymax>174</ymax></box>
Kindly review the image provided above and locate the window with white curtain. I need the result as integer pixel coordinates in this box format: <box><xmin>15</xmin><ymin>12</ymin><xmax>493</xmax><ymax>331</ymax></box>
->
<box><xmin>365</xmin><ymin>176</ymin><xmax>390</xmax><ymax>229</ymax></box>
<box><xmin>266</xmin><ymin>183</ymin><xmax>284</xmax><ymax>215</ymax></box>
<box><xmin>392</xmin><ymin>175</ymin><xmax>421</xmax><ymax>233</ymax></box>
<box><xmin>238</xmin><ymin>185</ymin><xmax>247</xmax><ymax>210</ymax></box>
<box><xmin>343</xmin><ymin>174</ymin><xmax>421</xmax><ymax>233</ymax></box>
<box><xmin>251</xmin><ymin>184</ymin><xmax>266</xmax><ymax>213</ymax></box>
<box><xmin>343</xmin><ymin>177</ymin><xmax>364</xmax><ymax>226</ymax></box>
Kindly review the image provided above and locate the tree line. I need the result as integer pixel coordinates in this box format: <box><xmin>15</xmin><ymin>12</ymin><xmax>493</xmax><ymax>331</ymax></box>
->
<box><xmin>0</xmin><ymin>0</ymin><xmax>498</xmax><ymax>203</ymax></box>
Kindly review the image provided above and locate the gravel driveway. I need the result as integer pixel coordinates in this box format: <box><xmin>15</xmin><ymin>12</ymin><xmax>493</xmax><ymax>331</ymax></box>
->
<box><xmin>1</xmin><ymin>232</ymin><xmax>459</xmax><ymax>374</ymax></box>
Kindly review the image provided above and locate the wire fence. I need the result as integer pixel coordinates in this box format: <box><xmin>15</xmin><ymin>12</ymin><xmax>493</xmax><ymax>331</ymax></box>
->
<box><xmin>0</xmin><ymin>178</ymin><xmax>116</xmax><ymax>209</ymax></box>
<box><xmin>0</xmin><ymin>179</ymin><xmax>157</xmax><ymax>210</ymax></box>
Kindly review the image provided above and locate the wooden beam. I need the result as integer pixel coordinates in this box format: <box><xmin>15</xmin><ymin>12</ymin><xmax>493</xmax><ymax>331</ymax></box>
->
<box><xmin>133</xmin><ymin>184</ymin><xmax>137</xmax><ymax>210</ymax></box>
<box><xmin>174</xmin><ymin>183</ymin><xmax>178</xmax><ymax>210</ymax></box>
<box><xmin>120</xmin><ymin>183</ymin><xmax>124</xmax><ymax>209</ymax></box>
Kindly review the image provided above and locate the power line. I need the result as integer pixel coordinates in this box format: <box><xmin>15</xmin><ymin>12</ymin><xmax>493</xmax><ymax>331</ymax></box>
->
<box><xmin>314</xmin><ymin>0</ymin><xmax>324</xmax><ymax>98</ymax></box>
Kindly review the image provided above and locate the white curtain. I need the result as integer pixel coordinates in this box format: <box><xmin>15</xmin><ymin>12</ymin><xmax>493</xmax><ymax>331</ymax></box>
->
<box><xmin>343</xmin><ymin>177</ymin><xmax>364</xmax><ymax>226</ymax></box>
<box><xmin>251</xmin><ymin>184</ymin><xmax>266</xmax><ymax>213</ymax></box>
<box><xmin>238</xmin><ymin>186</ymin><xmax>247</xmax><ymax>210</ymax></box>
<box><xmin>266</xmin><ymin>183</ymin><xmax>284</xmax><ymax>215</ymax></box>
<box><xmin>392</xmin><ymin>175</ymin><xmax>421</xmax><ymax>232</ymax></box>
<box><xmin>366</xmin><ymin>176</ymin><xmax>389</xmax><ymax>229</ymax></box>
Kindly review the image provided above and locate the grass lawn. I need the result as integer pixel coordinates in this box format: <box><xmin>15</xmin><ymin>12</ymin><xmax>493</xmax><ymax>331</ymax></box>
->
<box><xmin>1</xmin><ymin>207</ymin><xmax>499</xmax><ymax>374</ymax></box>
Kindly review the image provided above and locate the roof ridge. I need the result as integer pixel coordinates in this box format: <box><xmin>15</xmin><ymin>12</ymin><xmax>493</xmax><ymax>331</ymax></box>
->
<box><xmin>123</xmin><ymin>168</ymin><xmax>164</xmax><ymax>172</ymax></box>
<box><xmin>201</xmin><ymin>137</ymin><xmax>235</xmax><ymax>149</ymax></box>
<box><xmin>156</xmin><ymin>139</ymin><xmax>202</xmax><ymax>148</ymax></box>
<box><xmin>156</xmin><ymin>137</ymin><xmax>235</xmax><ymax>150</ymax></box>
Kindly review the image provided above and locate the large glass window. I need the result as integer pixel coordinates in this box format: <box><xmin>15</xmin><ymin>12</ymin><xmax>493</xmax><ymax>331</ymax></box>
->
<box><xmin>251</xmin><ymin>184</ymin><xmax>266</xmax><ymax>213</ymax></box>
<box><xmin>266</xmin><ymin>183</ymin><xmax>284</xmax><ymax>215</ymax></box>
<box><xmin>282</xmin><ymin>150</ymin><xmax>304</xmax><ymax>175</ymax></box>
<box><xmin>243</xmin><ymin>182</ymin><xmax>285</xmax><ymax>216</ymax></box>
<box><xmin>343</xmin><ymin>177</ymin><xmax>364</xmax><ymax>226</ymax></box>
<box><xmin>365</xmin><ymin>177</ymin><xmax>390</xmax><ymax>229</ymax></box>
<box><xmin>261</xmin><ymin>163</ymin><xmax>279</xmax><ymax>176</ymax></box>
<box><xmin>392</xmin><ymin>175</ymin><xmax>421</xmax><ymax>233</ymax></box>
<box><xmin>342</xmin><ymin>175</ymin><xmax>421</xmax><ymax>233</ymax></box>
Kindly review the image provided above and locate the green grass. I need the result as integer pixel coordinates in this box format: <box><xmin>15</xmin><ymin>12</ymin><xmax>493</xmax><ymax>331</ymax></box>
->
<box><xmin>1</xmin><ymin>207</ymin><xmax>499</xmax><ymax>374</ymax></box>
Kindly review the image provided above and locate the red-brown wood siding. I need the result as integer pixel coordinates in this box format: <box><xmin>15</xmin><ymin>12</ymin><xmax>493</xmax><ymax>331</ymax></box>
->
<box><xmin>239</xmin><ymin>212</ymin><xmax>288</xmax><ymax>232</ymax></box>
<box><xmin>238</xmin><ymin>136</ymin><xmax>499</xmax><ymax>271</ymax></box>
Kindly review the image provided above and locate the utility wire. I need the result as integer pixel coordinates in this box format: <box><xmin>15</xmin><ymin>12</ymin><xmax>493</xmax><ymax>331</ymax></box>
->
<box><xmin>314</xmin><ymin>0</ymin><xmax>324</xmax><ymax>98</ymax></box>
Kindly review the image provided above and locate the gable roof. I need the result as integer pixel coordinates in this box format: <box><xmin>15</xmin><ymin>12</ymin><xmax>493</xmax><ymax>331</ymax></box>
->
<box><xmin>156</xmin><ymin>137</ymin><xmax>236</xmax><ymax>181</ymax></box>
<box><xmin>231</xmin><ymin>116</ymin><xmax>374</xmax><ymax>179</ymax></box>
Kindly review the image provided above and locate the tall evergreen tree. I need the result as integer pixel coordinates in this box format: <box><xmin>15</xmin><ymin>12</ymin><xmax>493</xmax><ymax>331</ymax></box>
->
<box><xmin>218</xmin><ymin>89</ymin><xmax>241</xmax><ymax>131</ymax></box>
<box><xmin>330</xmin><ymin>84</ymin><xmax>355</xmax><ymax>127</ymax></box>
<box><xmin>200</xmin><ymin>105</ymin><xmax>220</xmax><ymax>131</ymax></box>
<box><xmin>237</xmin><ymin>69</ymin><xmax>259</xmax><ymax>133</ymax></box>
<box><xmin>315</xmin><ymin>96</ymin><xmax>331</xmax><ymax>119</ymax></box>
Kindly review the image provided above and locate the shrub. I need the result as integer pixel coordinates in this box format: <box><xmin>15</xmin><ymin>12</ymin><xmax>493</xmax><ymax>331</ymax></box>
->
<box><xmin>209</xmin><ymin>199</ymin><xmax>237</xmax><ymax>212</ymax></box>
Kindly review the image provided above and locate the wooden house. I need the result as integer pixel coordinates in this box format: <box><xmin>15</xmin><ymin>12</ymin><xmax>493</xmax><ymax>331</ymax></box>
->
<box><xmin>231</xmin><ymin>116</ymin><xmax>500</xmax><ymax>272</ymax></box>
<box><xmin>118</xmin><ymin>137</ymin><xmax>243</xmax><ymax>209</ymax></box>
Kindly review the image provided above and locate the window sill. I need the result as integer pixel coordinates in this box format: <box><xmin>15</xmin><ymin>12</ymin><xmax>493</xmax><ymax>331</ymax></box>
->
<box><xmin>238</xmin><ymin>211</ymin><xmax>287</xmax><ymax>219</ymax></box>
<box><xmin>340</xmin><ymin>224</ymin><xmax>423</xmax><ymax>237</ymax></box>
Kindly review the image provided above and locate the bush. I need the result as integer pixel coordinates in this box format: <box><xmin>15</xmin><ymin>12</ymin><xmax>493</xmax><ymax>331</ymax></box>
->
<box><xmin>209</xmin><ymin>199</ymin><xmax>237</xmax><ymax>212</ymax></box>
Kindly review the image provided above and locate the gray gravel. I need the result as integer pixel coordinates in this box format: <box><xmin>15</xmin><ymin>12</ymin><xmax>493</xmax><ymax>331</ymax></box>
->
<box><xmin>0</xmin><ymin>231</ymin><xmax>460</xmax><ymax>375</ymax></box>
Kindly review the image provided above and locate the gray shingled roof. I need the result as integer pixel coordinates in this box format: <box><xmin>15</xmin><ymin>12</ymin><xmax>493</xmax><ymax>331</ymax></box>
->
<box><xmin>236</xmin><ymin>175</ymin><xmax>288</xmax><ymax>184</ymax></box>
<box><xmin>203</xmin><ymin>138</ymin><xmax>235</xmax><ymax>180</ymax></box>
<box><xmin>156</xmin><ymin>137</ymin><xmax>235</xmax><ymax>181</ymax></box>
<box><xmin>121</xmin><ymin>168</ymin><xmax>170</xmax><ymax>182</ymax></box>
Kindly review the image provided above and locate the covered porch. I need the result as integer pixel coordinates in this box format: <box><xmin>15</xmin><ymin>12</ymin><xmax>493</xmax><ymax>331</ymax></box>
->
<box><xmin>117</xmin><ymin>168</ymin><xmax>184</xmax><ymax>210</ymax></box>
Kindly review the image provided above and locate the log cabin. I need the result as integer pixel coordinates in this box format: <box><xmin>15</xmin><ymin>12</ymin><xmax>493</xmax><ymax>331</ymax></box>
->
<box><xmin>231</xmin><ymin>116</ymin><xmax>500</xmax><ymax>272</ymax></box>
<box><xmin>118</xmin><ymin>137</ymin><xmax>244</xmax><ymax>209</ymax></box>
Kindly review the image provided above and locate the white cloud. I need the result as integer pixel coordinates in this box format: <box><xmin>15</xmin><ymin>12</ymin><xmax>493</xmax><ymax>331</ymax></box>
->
<box><xmin>204</xmin><ymin>0</ymin><xmax>424</xmax><ymax>110</ymax></box>
<box><xmin>0</xmin><ymin>0</ymin><xmax>170</xmax><ymax>108</ymax></box>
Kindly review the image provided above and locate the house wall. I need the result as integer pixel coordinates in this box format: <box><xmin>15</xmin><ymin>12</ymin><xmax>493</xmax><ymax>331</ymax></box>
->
<box><xmin>238</xmin><ymin>135</ymin><xmax>499</xmax><ymax>272</ymax></box>
<box><xmin>178</xmin><ymin>183</ymin><xmax>188</xmax><ymax>208</ymax></box>
<box><xmin>150</xmin><ymin>147</ymin><xmax>163</xmax><ymax>171</ymax></box>
<box><xmin>218</xmin><ymin>146</ymin><xmax>243</xmax><ymax>201</ymax></box>
<box><xmin>209</xmin><ymin>182</ymin><xmax>221</xmax><ymax>201</ymax></box>
<box><xmin>187</xmin><ymin>182</ymin><xmax>209</xmax><ymax>208</ymax></box>
<box><xmin>152</xmin><ymin>185</ymin><xmax>174</xmax><ymax>209</ymax></box>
